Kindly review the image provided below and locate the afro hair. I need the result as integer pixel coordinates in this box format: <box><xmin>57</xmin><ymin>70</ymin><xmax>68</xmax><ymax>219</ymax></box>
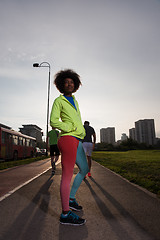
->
<box><xmin>54</xmin><ymin>69</ymin><xmax>82</xmax><ymax>93</ymax></box>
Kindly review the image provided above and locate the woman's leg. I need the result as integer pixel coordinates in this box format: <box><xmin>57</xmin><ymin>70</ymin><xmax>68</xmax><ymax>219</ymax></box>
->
<box><xmin>58</xmin><ymin>136</ymin><xmax>79</xmax><ymax>212</ymax></box>
<box><xmin>70</xmin><ymin>141</ymin><xmax>89</xmax><ymax>199</ymax></box>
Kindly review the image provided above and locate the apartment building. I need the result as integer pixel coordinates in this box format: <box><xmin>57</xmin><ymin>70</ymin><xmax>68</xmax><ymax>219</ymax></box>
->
<box><xmin>135</xmin><ymin>119</ymin><xmax>156</xmax><ymax>146</ymax></box>
<box><xmin>129</xmin><ymin>128</ymin><xmax>136</xmax><ymax>140</ymax></box>
<box><xmin>19</xmin><ymin>124</ymin><xmax>43</xmax><ymax>143</ymax></box>
<box><xmin>100</xmin><ymin>127</ymin><xmax>115</xmax><ymax>144</ymax></box>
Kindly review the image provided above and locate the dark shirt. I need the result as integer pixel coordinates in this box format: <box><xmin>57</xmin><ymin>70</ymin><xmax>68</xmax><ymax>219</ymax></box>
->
<box><xmin>83</xmin><ymin>125</ymin><xmax>95</xmax><ymax>143</ymax></box>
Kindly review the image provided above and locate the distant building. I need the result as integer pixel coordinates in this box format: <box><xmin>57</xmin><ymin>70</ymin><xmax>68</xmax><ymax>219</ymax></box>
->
<box><xmin>0</xmin><ymin>123</ymin><xmax>11</xmax><ymax>130</ymax></box>
<box><xmin>100</xmin><ymin>127</ymin><xmax>115</xmax><ymax>144</ymax></box>
<box><xmin>135</xmin><ymin>119</ymin><xmax>156</xmax><ymax>146</ymax></box>
<box><xmin>121</xmin><ymin>133</ymin><xmax>128</xmax><ymax>141</ymax></box>
<box><xmin>155</xmin><ymin>138</ymin><xmax>160</xmax><ymax>147</ymax></box>
<box><xmin>116</xmin><ymin>140</ymin><xmax>122</xmax><ymax>145</ymax></box>
<box><xmin>19</xmin><ymin>124</ymin><xmax>42</xmax><ymax>143</ymax></box>
<box><xmin>129</xmin><ymin>128</ymin><xmax>136</xmax><ymax>140</ymax></box>
<box><xmin>155</xmin><ymin>138</ymin><xmax>160</xmax><ymax>144</ymax></box>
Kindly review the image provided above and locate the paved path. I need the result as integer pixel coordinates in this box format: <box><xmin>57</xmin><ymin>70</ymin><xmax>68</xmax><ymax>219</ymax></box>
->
<box><xmin>0</xmin><ymin>159</ymin><xmax>160</xmax><ymax>240</ymax></box>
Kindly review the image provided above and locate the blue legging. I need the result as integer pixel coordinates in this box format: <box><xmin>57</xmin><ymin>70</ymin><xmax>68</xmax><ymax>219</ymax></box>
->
<box><xmin>70</xmin><ymin>141</ymin><xmax>89</xmax><ymax>199</ymax></box>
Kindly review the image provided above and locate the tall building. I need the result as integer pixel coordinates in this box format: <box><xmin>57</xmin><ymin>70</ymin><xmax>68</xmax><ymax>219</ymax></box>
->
<box><xmin>100</xmin><ymin>127</ymin><xmax>115</xmax><ymax>144</ymax></box>
<box><xmin>121</xmin><ymin>133</ymin><xmax>128</xmax><ymax>141</ymax></box>
<box><xmin>135</xmin><ymin>119</ymin><xmax>156</xmax><ymax>146</ymax></box>
<box><xmin>129</xmin><ymin>128</ymin><xmax>136</xmax><ymax>140</ymax></box>
<box><xmin>19</xmin><ymin>124</ymin><xmax>42</xmax><ymax>143</ymax></box>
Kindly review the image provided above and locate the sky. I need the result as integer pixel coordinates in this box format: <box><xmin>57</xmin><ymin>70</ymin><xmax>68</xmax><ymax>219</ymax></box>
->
<box><xmin>0</xmin><ymin>0</ymin><xmax>160</xmax><ymax>142</ymax></box>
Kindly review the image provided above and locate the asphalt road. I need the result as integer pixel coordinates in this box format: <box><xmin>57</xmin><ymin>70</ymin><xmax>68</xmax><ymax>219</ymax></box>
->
<box><xmin>0</xmin><ymin>159</ymin><xmax>160</xmax><ymax>240</ymax></box>
<box><xmin>0</xmin><ymin>158</ymin><xmax>53</xmax><ymax>199</ymax></box>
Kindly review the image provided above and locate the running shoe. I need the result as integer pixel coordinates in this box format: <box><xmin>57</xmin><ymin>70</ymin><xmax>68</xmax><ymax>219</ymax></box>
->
<box><xmin>88</xmin><ymin>172</ymin><xmax>91</xmax><ymax>177</ymax></box>
<box><xmin>60</xmin><ymin>211</ymin><xmax>86</xmax><ymax>226</ymax></box>
<box><xmin>69</xmin><ymin>199</ymin><xmax>83</xmax><ymax>211</ymax></box>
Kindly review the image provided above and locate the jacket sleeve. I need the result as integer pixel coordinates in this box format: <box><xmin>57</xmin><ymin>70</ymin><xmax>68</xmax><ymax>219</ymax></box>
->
<box><xmin>50</xmin><ymin>99</ymin><xmax>76</xmax><ymax>133</ymax></box>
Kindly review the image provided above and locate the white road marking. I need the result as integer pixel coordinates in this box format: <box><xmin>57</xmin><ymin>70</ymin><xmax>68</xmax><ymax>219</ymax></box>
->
<box><xmin>0</xmin><ymin>167</ymin><xmax>52</xmax><ymax>202</ymax></box>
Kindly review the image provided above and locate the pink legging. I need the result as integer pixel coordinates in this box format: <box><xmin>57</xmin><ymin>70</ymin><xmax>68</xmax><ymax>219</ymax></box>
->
<box><xmin>58</xmin><ymin>135</ymin><xmax>88</xmax><ymax>211</ymax></box>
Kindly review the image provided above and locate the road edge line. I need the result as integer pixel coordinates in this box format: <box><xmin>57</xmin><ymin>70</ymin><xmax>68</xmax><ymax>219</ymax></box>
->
<box><xmin>0</xmin><ymin>167</ymin><xmax>51</xmax><ymax>202</ymax></box>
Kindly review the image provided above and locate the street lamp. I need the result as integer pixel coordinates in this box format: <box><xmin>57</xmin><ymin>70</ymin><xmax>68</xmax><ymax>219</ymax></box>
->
<box><xmin>33</xmin><ymin>62</ymin><xmax>51</xmax><ymax>157</ymax></box>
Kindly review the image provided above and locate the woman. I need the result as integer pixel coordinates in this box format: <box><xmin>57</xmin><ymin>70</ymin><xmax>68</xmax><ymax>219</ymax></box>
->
<box><xmin>50</xmin><ymin>69</ymin><xmax>89</xmax><ymax>226</ymax></box>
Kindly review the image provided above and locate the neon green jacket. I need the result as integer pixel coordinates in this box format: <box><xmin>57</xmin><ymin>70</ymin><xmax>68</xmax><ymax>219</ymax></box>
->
<box><xmin>50</xmin><ymin>95</ymin><xmax>85</xmax><ymax>139</ymax></box>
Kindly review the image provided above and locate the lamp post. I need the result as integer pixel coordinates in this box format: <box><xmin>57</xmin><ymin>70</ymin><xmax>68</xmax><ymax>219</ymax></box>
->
<box><xmin>33</xmin><ymin>62</ymin><xmax>51</xmax><ymax>157</ymax></box>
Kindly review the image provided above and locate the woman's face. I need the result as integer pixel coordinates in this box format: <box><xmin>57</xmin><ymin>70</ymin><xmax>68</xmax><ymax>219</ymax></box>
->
<box><xmin>63</xmin><ymin>78</ymin><xmax>75</xmax><ymax>96</ymax></box>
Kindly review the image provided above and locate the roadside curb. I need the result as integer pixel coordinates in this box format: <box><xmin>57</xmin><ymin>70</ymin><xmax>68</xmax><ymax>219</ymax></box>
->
<box><xmin>95</xmin><ymin>160</ymin><xmax>160</xmax><ymax>200</ymax></box>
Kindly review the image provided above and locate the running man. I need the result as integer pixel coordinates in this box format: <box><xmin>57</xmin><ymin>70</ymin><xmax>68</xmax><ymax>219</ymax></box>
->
<box><xmin>48</xmin><ymin>127</ymin><xmax>60</xmax><ymax>175</ymax></box>
<box><xmin>82</xmin><ymin>121</ymin><xmax>96</xmax><ymax>177</ymax></box>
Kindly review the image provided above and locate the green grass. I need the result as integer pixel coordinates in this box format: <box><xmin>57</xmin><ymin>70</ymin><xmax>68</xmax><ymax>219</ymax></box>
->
<box><xmin>0</xmin><ymin>156</ymin><xmax>48</xmax><ymax>170</ymax></box>
<box><xmin>92</xmin><ymin>150</ymin><xmax>160</xmax><ymax>197</ymax></box>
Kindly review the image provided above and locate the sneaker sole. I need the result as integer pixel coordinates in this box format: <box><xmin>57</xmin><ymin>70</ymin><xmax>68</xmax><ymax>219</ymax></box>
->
<box><xmin>69</xmin><ymin>206</ymin><xmax>82</xmax><ymax>212</ymax></box>
<box><xmin>60</xmin><ymin>219</ymin><xmax>86</xmax><ymax>226</ymax></box>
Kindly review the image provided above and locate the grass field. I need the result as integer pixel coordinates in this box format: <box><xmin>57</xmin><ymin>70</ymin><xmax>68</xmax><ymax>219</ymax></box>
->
<box><xmin>92</xmin><ymin>150</ymin><xmax>160</xmax><ymax>197</ymax></box>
